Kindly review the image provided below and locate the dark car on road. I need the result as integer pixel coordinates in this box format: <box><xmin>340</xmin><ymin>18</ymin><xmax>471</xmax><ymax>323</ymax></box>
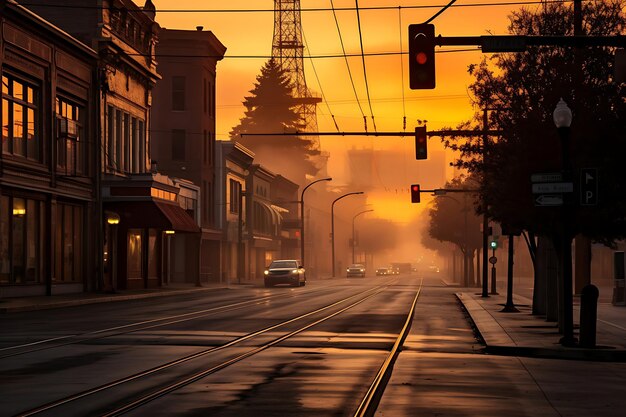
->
<box><xmin>375</xmin><ymin>267</ymin><xmax>390</xmax><ymax>276</ymax></box>
<box><xmin>346</xmin><ymin>264</ymin><xmax>366</xmax><ymax>278</ymax></box>
<box><xmin>264</xmin><ymin>260</ymin><xmax>306</xmax><ymax>287</ymax></box>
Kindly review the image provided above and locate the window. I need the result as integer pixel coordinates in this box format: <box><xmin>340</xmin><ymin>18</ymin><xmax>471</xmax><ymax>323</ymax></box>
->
<box><xmin>56</xmin><ymin>97</ymin><xmax>86</xmax><ymax>176</ymax></box>
<box><xmin>147</xmin><ymin>229</ymin><xmax>158</xmax><ymax>279</ymax></box>
<box><xmin>54</xmin><ymin>203</ymin><xmax>83</xmax><ymax>283</ymax></box>
<box><xmin>1</xmin><ymin>73</ymin><xmax>40</xmax><ymax>161</ymax></box>
<box><xmin>172</xmin><ymin>129</ymin><xmax>185</xmax><ymax>161</ymax></box>
<box><xmin>203</xmin><ymin>79</ymin><xmax>207</xmax><ymax>114</ymax></box>
<box><xmin>229</xmin><ymin>179</ymin><xmax>242</xmax><ymax>214</ymax></box>
<box><xmin>203</xmin><ymin>130</ymin><xmax>208</xmax><ymax>164</ymax></box>
<box><xmin>106</xmin><ymin>105</ymin><xmax>146</xmax><ymax>173</ymax></box>
<box><xmin>0</xmin><ymin>195</ymin><xmax>46</xmax><ymax>285</ymax></box>
<box><xmin>207</xmin><ymin>181</ymin><xmax>214</xmax><ymax>226</ymax></box>
<box><xmin>208</xmin><ymin>131</ymin><xmax>214</xmax><ymax>165</ymax></box>
<box><xmin>172</xmin><ymin>76</ymin><xmax>185</xmax><ymax>111</ymax></box>
<box><xmin>127</xmin><ymin>229</ymin><xmax>143</xmax><ymax>280</ymax></box>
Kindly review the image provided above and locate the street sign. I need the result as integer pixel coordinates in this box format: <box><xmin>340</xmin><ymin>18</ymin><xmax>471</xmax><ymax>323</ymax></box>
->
<box><xmin>532</xmin><ymin>182</ymin><xmax>573</xmax><ymax>194</ymax></box>
<box><xmin>580</xmin><ymin>168</ymin><xmax>598</xmax><ymax>206</ymax></box>
<box><xmin>489</xmin><ymin>256</ymin><xmax>498</xmax><ymax>265</ymax></box>
<box><xmin>481</xmin><ymin>36</ymin><xmax>526</xmax><ymax>52</ymax></box>
<box><xmin>535</xmin><ymin>194</ymin><xmax>563</xmax><ymax>206</ymax></box>
<box><xmin>531</xmin><ymin>172</ymin><xmax>563</xmax><ymax>183</ymax></box>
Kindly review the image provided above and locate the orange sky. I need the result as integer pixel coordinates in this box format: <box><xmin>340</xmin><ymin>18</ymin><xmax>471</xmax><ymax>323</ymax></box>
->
<box><xmin>152</xmin><ymin>0</ymin><xmax>544</xmax><ymax>223</ymax></box>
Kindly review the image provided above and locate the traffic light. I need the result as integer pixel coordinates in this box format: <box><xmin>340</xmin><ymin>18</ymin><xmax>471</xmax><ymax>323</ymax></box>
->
<box><xmin>410</xmin><ymin>184</ymin><xmax>421</xmax><ymax>203</ymax></box>
<box><xmin>415</xmin><ymin>126</ymin><xmax>427</xmax><ymax>160</ymax></box>
<box><xmin>408</xmin><ymin>23</ymin><xmax>435</xmax><ymax>89</ymax></box>
<box><xmin>490</xmin><ymin>240</ymin><xmax>498</xmax><ymax>250</ymax></box>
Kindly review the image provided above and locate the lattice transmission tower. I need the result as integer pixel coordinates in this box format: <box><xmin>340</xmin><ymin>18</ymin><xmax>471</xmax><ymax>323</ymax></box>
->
<box><xmin>272</xmin><ymin>0</ymin><xmax>321</xmax><ymax>145</ymax></box>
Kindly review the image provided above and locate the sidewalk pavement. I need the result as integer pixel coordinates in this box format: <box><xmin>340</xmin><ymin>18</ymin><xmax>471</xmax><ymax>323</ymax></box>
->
<box><xmin>0</xmin><ymin>282</ymin><xmax>235</xmax><ymax>313</ymax></box>
<box><xmin>457</xmin><ymin>291</ymin><xmax>626</xmax><ymax>362</ymax></box>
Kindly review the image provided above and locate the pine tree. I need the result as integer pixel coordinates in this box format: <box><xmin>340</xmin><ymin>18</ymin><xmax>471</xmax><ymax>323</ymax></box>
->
<box><xmin>230</xmin><ymin>59</ymin><xmax>319</xmax><ymax>185</ymax></box>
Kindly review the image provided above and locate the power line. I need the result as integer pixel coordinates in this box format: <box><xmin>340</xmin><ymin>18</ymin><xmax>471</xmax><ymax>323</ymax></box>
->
<box><xmin>329</xmin><ymin>0</ymin><xmax>366</xmax><ymax>131</ymax></box>
<box><xmin>125</xmin><ymin>48</ymin><xmax>480</xmax><ymax>60</ymax></box>
<box><xmin>355</xmin><ymin>0</ymin><xmax>377</xmax><ymax>132</ymax></box>
<box><xmin>18</xmin><ymin>1</ymin><xmax>576</xmax><ymax>13</ymax></box>
<box><xmin>398</xmin><ymin>7</ymin><xmax>406</xmax><ymax>132</ymax></box>
<box><xmin>425</xmin><ymin>0</ymin><xmax>459</xmax><ymax>24</ymax></box>
<box><xmin>302</xmin><ymin>25</ymin><xmax>340</xmax><ymax>132</ymax></box>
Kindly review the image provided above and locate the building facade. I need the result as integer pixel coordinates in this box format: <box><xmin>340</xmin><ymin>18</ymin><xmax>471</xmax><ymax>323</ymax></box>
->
<box><xmin>26</xmin><ymin>0</ymin><xmax>201</xmax><ymax>291</ymax></box>
<box><xmin>215</xmin><ymin>141</ymin><xmax>254</xmax><ymax>283</ymax></box>
<box><xmin>0</xmin><ymin>0</ymin><xmax>99</xmax><ymax>297</ymax></box>
<box><xmin>151</xmin><ymin>27</ymin><xmax>227</xmax><ymax>283</ymax></box>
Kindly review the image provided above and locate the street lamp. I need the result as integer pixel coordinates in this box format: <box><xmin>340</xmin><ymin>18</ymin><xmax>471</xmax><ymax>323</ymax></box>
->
<box><xmin>553</xmin><ymin>97</ymin><xmax>576</xmax><ymax>346</ymax></box>
<box><xmin>300</xmin><ymin>177</ymin><xmax>332</xmax><ymax>269</ymax></box>
<box><xmin>352</xmin><ymin>209</ymin><xmax>374</xmax><ymax>264</ymax></box>
<box><xmin>332</xmin><ymin>191</ymin><xmax>364</xmax><ymax>277</ymax></box>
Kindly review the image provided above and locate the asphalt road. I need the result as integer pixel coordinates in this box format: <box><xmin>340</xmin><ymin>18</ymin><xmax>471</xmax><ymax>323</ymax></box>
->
<box><xmin>1</xmin><ymin>274</ymin><xmax>622</xmax><ymax>417</ymax></box>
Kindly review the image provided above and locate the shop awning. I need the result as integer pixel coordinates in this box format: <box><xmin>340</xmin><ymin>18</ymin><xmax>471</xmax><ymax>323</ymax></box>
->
<box><xmin>105</xmin><ymin>200</ymin><xmax>201</xmax><ymax>233</ymax></box>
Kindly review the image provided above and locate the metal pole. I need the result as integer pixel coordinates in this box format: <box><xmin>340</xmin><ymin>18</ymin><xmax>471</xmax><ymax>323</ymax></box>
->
<box><xmin>300</xmin><ymin>178</ymin><xmax>332</xmax><ymax>267</ymax></box>
<box><xmin>352</xmin><ymin>209</ymin><xmax>374</xmax><ymax>264</ymax></box>
<box><xmin>491</xmin><ymin>247</ymin><xmax>497</xmax><ymax>295</ymax></box>
<box><xmin>331</xmin><ymin>192</ymin><xmax>364</xmax><ymax>277</ymax></box>
<box><xmin>482</xmin><ymin>109</ymin><xmax>490</xmax><ymax>297</ymax></box>
<box><xmin>502</xmin><ymin>234</ymin><xmax>519</xmax><ymax>312</ymax></box>
<box><xmin>558</xmin><ymin>125</ymin><xmax>576</xmax><ymax>346</ymax></box>
<box><xmin>237</xmin><ymin>189</ymin><xmax>244</xmax><ymax>284</ymax></box>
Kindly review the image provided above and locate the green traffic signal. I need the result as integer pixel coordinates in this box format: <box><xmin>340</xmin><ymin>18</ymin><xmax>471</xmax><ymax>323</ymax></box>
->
<box><xmin>490</xmin><ymin>240</ymin><xmax>498</xmax><ymax>249</ymax></box>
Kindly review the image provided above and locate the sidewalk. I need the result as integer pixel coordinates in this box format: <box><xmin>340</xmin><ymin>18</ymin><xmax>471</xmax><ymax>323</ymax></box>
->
<box><xmin>457</xmin><ymin>291</ymin><xmax>626</xmax><ymax>362</ymax></box>
<box><xmin>0</xmin><ymin>282</ymin><xmax>231</xmax><ymax>314</ymax></box>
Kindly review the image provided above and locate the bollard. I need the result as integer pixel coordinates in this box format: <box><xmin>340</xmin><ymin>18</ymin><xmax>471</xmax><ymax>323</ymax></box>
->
<box><xmin>579</xmin><ymin>284</ymin><xmax>599</xmax><ymax>348</ymax></box>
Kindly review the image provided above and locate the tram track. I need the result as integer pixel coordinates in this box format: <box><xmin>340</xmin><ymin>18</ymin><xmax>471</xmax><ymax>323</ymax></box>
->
<box><xmin>15</xmin><ymin>283</ymin><xmax>396</xmax><ymax>417</ymax></box>
<box><xmin>0</xmin><ymin>285</ymin><xmax>342</xmax><ymax>359</ymax></box>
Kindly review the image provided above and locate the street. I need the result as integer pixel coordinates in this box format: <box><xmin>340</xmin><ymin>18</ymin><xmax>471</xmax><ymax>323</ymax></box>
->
<box><xmin>1</xmin><ymin>275</ymin><xmax>624</xmax><ymax>416</ymax></box>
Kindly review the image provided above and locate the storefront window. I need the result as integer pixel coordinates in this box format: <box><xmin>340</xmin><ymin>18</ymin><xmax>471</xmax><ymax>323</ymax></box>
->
<box><xmin>128</xmin><ymin>229</ymin><xmax>143</xmax><ymax>280</ymax></box>
<box><xmin>0</xmin><ymin>196</ymin><xmax>9</xmax><ymax>283</ymax></box>
<box><xmin>147</xmin><ymin>229</ymin><xmax>158</xmax><ymax>279</ymax></box>
<box><xmin>54</xmin><ymin>203</ymin><xmax>83</xmax><ymax>283</ymax></box>
<box><xmin>0</xmin><ymin>195</ymin><xmax>45</xmax><ymax>285</ymax></box>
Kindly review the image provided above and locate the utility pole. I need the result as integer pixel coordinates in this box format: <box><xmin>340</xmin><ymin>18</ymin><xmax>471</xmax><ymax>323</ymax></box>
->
<box><xmin>572</xmin><ymin>0</ymin><xmax>592</xmax><ymax>294</ymax></box>
<box><xmin>481</xmin><ymin>109</ymin><xmax>490</xmax><ymax>297</ymax></box>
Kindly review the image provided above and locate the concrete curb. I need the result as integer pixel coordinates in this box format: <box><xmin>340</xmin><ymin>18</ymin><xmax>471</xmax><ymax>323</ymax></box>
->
<box><xmin>0</xmin><ymin>286</ymin><xmax>228</xmax><ymax>314</ymax></box>
<box><xmin>456</xmin><ymin>292</ymin><xmax>626</xmax><ymax>362</ymax></box>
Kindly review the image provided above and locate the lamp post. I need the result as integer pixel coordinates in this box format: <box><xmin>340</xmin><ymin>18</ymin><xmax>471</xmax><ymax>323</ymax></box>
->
<box><xmin>332</xmin><ymin>191</ymin><xmax>364</xmax><ymax>277</ymax></box>
<box><xmin>553</xmin><ymin>97</ymin><xmax>576</xmax><ymax>346</ymax></box>
<box><xmin>352</xmin><ymin>209</ymin><xmax>374</xmax><ymax>264</ymax></box>
<box><xmin>300</xmin><ymin>177</ymin><xmax>332</xmax><ymax>270</ymax></box>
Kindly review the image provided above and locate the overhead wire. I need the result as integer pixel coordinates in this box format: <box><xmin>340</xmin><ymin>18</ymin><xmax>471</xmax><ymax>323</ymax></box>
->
<box><xmin>121</xmin><ymin>48</ymin><xmax>480</xmax><ymax>60</ymax></box>
<box><xmin>398</xmin><ymin>7</ymin><xmax>407</xmax><ymax>132</ymax></box>
<box><xmin>329</xmin><ymin>0</ymin><xmax>367</xmax><ymax>132</ymax></box>
<box><xmin>424</xmin><ymin>0</ymin><xmax>460</xmax><ymax>24</ymax></box>
<box><xmin>18</xmin><ymin>1</ymin><xmax>577</xmax><ymax>13</ymax></box>
<box><xmin>301</xmin><ymin>17</ymin><xmax>340</xmax><ymax>132</ymax></box>
<box><xmin>354</xmin><ymin>0</ymin><xmax>377</xmax><ymax>132</ymax></box>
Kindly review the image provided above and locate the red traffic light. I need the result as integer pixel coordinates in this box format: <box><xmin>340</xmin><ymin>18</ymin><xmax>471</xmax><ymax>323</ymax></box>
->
<box><xmin>408</xmin><ymin>24</ymin><xmax>435</xmax><ymax>89</ymax></box>
<box><xmin>415</xmin><ymin>52</ymin><xmax>428</xmax><ymax>65</ymax></box>
<box><xmin>411</xmin><ymin>184</ymin><xmax>421</xmax><ymax>203</ymax></box>
<box><xmin>415</xmin><ymin>126</ymin><xmax>428</xmax><ymax>160</ymax></box>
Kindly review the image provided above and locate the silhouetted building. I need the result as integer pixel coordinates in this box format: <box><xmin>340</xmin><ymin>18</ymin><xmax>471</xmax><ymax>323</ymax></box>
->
<box><xmin>0</xmin><ymin>0</ymin><xmax>99</xmax><ymax>297</ymax></box>
<box><xmin>151</xmin><ymin>27</ymin><xmax>227</xmax><ymax>283</ymax></box>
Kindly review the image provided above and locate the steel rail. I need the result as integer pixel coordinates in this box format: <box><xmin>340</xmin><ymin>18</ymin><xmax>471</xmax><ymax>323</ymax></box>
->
<box><xmin>353</xmin><ymin>278</ymin><xmax>423</xmax><ymax>417</ymax></box>
<box><xmin>16</xmin><ymin>283</ymin><xmax>394</xmax><ymax>417</ymax></box>
<box><xmin>0</xmin><ymin>285</ymin><xmax>338</xmax><ymax>358</ymax></box>
<box><xmin>99</xmin><ymin>284</ymin><xmax>394</xmax><ymax>417</ymax></box>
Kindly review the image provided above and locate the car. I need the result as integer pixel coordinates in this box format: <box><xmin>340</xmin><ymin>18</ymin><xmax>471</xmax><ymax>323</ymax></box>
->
<box><xmin>264</xmin><ymin>260</ymin><xmax>306</xmax><ymax>287</ymax></box>
<box><xmin>375</xmin><ymin>267</ymin><xmax>390</xmax><ymax>276</ymax></box>
<box><xmin>346</xmin><ymin>264</ymin><xmax>366</xmax><ymax>278</ymax></box>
